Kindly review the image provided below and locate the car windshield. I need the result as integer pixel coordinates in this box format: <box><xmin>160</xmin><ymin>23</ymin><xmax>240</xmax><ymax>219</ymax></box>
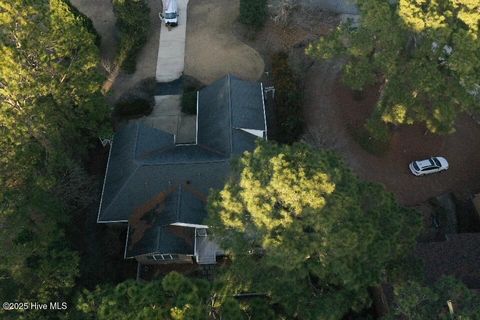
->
<box><xmin>165</xmin><ymin>12</ymin><xmax>177</xmax><ymax>19</ymax></box>
<box><xmin>432</xmin><ymin>158</ymin><xmax>441</xmax><ymax>167</ymax></box>
<box><xmin>413</xmin><ymin>162</ymin><xmax>420</xmax><ymax>171</ymax></box>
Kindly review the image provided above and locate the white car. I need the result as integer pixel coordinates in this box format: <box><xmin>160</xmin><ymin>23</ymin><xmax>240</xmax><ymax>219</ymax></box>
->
<box><xmin>409</xmin><ymin>157</ymin><xmax>449</xmax><ymax>176</ymax></box>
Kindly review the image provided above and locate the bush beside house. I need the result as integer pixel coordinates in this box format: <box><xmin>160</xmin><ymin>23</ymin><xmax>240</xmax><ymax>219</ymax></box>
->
<box><xmin>114</xmin><ymin>94</ymin><xmax>153</xmax><ymax>119</ymax></box>
<box><xmin>182</xmin><ymin>88</ymin><xmax>197</xmax><ymax>115</ymax></box>
<box><xmin>239</xmin><ymin>0</ymin><xmax>268</xmax><ymax>30</ymax></box>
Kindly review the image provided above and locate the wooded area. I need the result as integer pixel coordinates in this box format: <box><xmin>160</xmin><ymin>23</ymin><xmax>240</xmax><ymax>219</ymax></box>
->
<box><xmin>1</xmin><ymin>0</ymin><xmax>479</xmax><ymax>319</ymax></box>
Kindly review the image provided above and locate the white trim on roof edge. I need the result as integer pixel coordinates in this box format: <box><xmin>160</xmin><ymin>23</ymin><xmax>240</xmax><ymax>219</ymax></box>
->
<box><xmin>97</xmin><ymin>220</ymin><xmax>128</xmax><ymax>224</ymax></box>
<box><xmin>239</xmin><ymin>128</ymin><xmax>264</xmax><ymax>138</ymax></box>
<box><xmin>195</xmin><ymin>90</ymin><xmax>199</xmax><ymax>145</ymax></box>
<box><xmin>124</xmin><ymin>224</ymin><xmax>130</xmax><ymax>259</ymax></box>
<box><xmin>260</xmin><ymin>82</ymin><xmax>268</xmax><ymax>140</ymax></box>
<box><xmin>171</xmin><ymin>222</ymin><xmax>209</xmax><ymax>228</ymax></box>
<box><xmin>97</xmin><ymin>137</ymin><xmax>114</xmax><ymax>223</ymax></box>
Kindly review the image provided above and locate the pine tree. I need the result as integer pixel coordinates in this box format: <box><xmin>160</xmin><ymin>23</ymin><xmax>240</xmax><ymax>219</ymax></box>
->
<box><xmin>0</xmin><ymin>0</ymin><xmax>111</xmax><ymax>187</ymax></box>
<box><xmin>307</xmin><ymin>0</ymin><xmax>480</xmax><ymax>134</ymax></box>
<box><xmin>207</xmin><ymin>141</ymin><xmax>422</xmax><ymax>319</ymax></box>
<box><xmin>387</xmin><ymin>277</ymin><xmax>480</xmax><ymax>319</ymax></box>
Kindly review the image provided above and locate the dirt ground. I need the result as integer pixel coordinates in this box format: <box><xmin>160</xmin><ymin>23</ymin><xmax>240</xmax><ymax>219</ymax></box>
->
<box><xmin>184</xmin><ymin>0</ymin><xmax>265</xmax><ymax>84</ymax></box>
<box><xmin>303</xmin><ymin>60</ymin><xmax>480</xmax><ymax>206</ymax></box>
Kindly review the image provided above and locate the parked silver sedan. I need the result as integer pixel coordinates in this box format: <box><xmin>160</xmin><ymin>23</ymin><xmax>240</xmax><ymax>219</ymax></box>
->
<box><xmin>409</xmin><ymin>157</ymin><xmax>449</xmax><ymax>176</ymax></box>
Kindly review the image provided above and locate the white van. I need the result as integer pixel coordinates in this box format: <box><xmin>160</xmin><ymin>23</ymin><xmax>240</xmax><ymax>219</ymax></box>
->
<box><xmin>160</xmin><ymin>0</ymin><xmax>178</xmax><ymax>27</ymax></box>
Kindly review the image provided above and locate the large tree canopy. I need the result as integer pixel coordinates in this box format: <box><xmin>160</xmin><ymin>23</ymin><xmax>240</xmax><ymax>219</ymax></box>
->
<box><xmin>386</xmin><ymin>277</ymin><xmax>480</xmax><ymax>319</ymax></box>
<box><xmin>0</xmin><ymin>1</ymin><xmax>109</xmax><ymax>317</ymax></box>
<box><xmin>307</xmin><ymin>0</ymin><xmax>480</xmax><ymax>134</ymax></box>
<box><xmin>207</xmin><ymin>141</ymin><xmax>421</xmax><ymax>319</ymax></box>
<box><xmin>0</xmin><ymin>188</ymin><xmax>80</xmax><ymax>320</ymax></box>
<box><xmin>0</xmin><ymin>0</ymin><xmax>110</xmax><ymax>187</ymax></box>
<box><xmin>74</xmin><ymin>272</ymin><xmax>274</xmax><ymax>320</ymax></box>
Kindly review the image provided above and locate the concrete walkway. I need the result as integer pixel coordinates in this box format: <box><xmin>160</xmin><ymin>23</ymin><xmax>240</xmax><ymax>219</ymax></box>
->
<box><xmin>140</xmin><ymin>95</ymin><xmax>196</xmax><ymax>144</ymax></box>
<box><xmin>156</xmin><ymin>0</ymin><xmax>189</xmax><ymax>82</ymax></box>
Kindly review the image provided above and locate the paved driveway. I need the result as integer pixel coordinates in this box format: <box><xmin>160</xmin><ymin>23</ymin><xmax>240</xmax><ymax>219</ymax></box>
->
<box><xmin>156</xmin><ymin>0</ymin><xmax>189</xmax><ymax>82</ymax></box>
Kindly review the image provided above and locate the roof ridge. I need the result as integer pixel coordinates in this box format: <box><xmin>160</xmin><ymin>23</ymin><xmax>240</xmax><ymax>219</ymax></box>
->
<box><xmin>140</xmin><ymin>158</ymin><xmax>229</xmax><ymax>166</ymax></box>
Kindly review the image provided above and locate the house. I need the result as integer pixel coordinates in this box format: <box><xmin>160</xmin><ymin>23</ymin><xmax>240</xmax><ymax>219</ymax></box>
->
<box><xmin>97</xmin><ymin>75</ymin><xmax>267</xmax><ymax>264</ymax></box>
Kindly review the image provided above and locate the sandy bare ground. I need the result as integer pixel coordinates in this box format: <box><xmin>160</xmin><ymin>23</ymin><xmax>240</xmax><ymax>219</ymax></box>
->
<box><xmin>185</xmin><ymin>0</ymin><xmax>265</xmax><ymax>84</ymax></box>
<box><xmin>303</xmin><ymin>60</ymin><xmax>480</xmax><ymax>206</ymax></box>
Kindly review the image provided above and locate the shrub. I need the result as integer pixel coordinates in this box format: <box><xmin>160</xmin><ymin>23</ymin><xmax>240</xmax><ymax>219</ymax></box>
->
<box><xmin>66</xmin><ymin>2</ymin><xmax>101</xmax><ymax>47</ymax></box>
<box><xmin>112</xmin><ymin>0</ymin><xmax>150</xmax><ymax>73</ymax></box>
<box><xmin>114</xmin><ymin>95</ymin><xmax>152</xmax><ymax>119</ymax></box>
<box><xmin>271</xmin><ymin>52</ymin><xmax>304</xmax><ymax>143</ymax></box>
<box><xmin>239</xmin><ymin>0</ymin><xmax>268</xmax><ymax>30</ymax></box>
<box><xmin>182</xmin><ymin>88</ymin><xmax>197</xmax><ymax>115</ymax></box>
<box><xmin>350</xmin><ymin>124</ymin><xmax>390</xmax><ymax>156</ymax></box>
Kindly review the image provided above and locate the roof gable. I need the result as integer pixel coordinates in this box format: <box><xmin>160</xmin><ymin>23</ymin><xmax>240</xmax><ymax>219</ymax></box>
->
<box><xmin>197</xmin><ymin>76</ymin><xmax>232</xmax><ymax>155</ymax></box>
<box><xmin>230</xmin><ymin>76</ymin><xmax>266</xmax><ymax>131</ymax></box>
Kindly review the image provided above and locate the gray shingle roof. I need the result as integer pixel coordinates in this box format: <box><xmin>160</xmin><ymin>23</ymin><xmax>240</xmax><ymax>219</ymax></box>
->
<box><xmin>197</xmin><ymin>74</ymin><xmax>266</xmax><ymax>155</ymax></box>
<box><xmin>197</xmin><ymin>76</ymin><xmax>232</xmax><ymax>156</ymax></box>
<box><xmin>126</xmin><ymin>225</ymin><xmax>195</xmax><ymax>258</ymax></box>
<box><xmin>99</xmin><ymin>160</ymin><xmax>230</xmax><ymax>222</ymax></box>
<box><xmin>98</xmin><ymin>74</ymin><xmax>266</xmax><ymax>257</ymax></box>
<box><xmin>230</xmin><ymin>76</ymin><xmax>266</xmax><ymax>130</ymax></box>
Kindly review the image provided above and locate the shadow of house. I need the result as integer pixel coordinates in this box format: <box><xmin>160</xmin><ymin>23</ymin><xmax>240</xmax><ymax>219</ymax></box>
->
<box><xmin>97</xmin><ymin>75</ymin><xmax>267</xmax><ymax>265</ymax></box>
<box><xmin>415</xmin><ymin>193</ymin><xmax>480</xmax><ymax>289</ymax></box>
<box><xmin>415</xmin><ymin>233</ymin><xmax>480</xmax><ymax>289</ymax></box>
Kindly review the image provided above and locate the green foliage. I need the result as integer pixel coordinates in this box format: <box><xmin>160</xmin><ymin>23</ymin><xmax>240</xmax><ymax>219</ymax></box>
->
<box><xmin>0</xmin><ymin>1</ymin><xmax>109</xmax><ymax>317</ymax></box>
<box><xmin>349</xmin><ymin>116</ymin><xmax>391</xmax><ymax>156</ymax></box>
<box><xmin>271</xmin><ymin>52</ymin><xmax>304</xmax><ymax>143</ymax></box>
<box><xmin>0</xmin><ymin>188</ymin><xmax>79</xmax><ymax>320</ymax></box>
<box><xmin>307</xmin><ymin>0</ymin><xmax>480</xmax><ymax>134</ymax></box>
<box><xmin>112</xmin><ymin>0</ymin><xmax>150</xmax><ymax>73</ymax></box>
<box><xmin>114</xmin><ymin>95</ymin><xmax>152</xmax><ymax>118</ymax></box>
<box><xmin>182</xmin><ymin>87</ymin><xmax>198</xmax><ymax>115</ymax></box>
<box><xmin>387</xmin><ymin>277</ymin><xmax>480</xmax><ymax>320</ymax></box>
<box><xmin>0</xmin><ymin>0</ymin><xmax>110</xmax><ymax>185</ymax></box>
<box><xmin>66</xmin><ymin>1</ymin><xmax>102</xmax><ymax>47</ymax></box>
<box><xmin>73</xmin><ymin>272</ymin><xmax>262</xmax><ymax>320</ymax></box>
<box><xmin>239</xmin><ymin>0</ymin><xmax>268</xmax><ymax>30</ymax></box>
<box><xmin>207</xmin><ymin>141</ymin><xmax>422</xmax><ymax>319</ymax></box>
